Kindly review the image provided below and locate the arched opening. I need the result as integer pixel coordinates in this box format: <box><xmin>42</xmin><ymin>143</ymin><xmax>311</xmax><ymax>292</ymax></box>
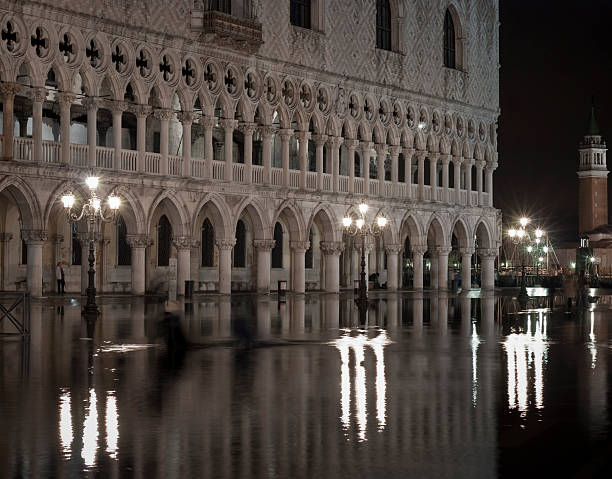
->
<box><xmin>71</xmin><ymin>222</ymin><xmax>82</xmax><ymax>266</ymax></box>
<box><xmin>234</xmin><ymin>219</ymin><xmax>246</xmax><ymax>267</ymax></box>
<box><xmin>201</xmin><ymin>218</ymin><xmax>215</xmax><ymax>267</ymax></box>
<box><xmin>272</xmin><ymin>222</ymin><xmax>283</xmax><ymax>268</ymax></box>
<box><xmin>157</xmin><ymin>215</ymin><xmax>172</xmax><ymax>267</ymax></box>
<box><xmin>116</xmin><ymin>214</ymin><xmax>131</xmax><ymax>266</ymax></box>
<box><xmin>376</xmin><ymin>0</ymin><xmax>392</xmax><ymax>51</ymax></box>
<box><xmin>402</xmin><ymin>234</ymin><xmax>413</xmax><ymax>288</ymax></box>
<box><xmin>444</xmin><ymin>8</ymin><xmax>464</xmax><ymax>70</ymax></box>
<box><xmin>291</xmin><ymin>0</ymin><xmax>311</xmax><ymax>29</ymax></box>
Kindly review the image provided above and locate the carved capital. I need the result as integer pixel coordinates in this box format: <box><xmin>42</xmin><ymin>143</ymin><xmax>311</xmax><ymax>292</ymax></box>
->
<box><xmin>56</xmin><ymin>92</ymin><xmax>77</xmax><ymax>108</ymax></box>
<box><xmin>218</xmin><ymin>118</ymin><xmax>239</xmax><ymax>130</ymax></box>
<box><xmin>253</xmin><ymin>239</ymin><xmax>276</xmax><ymax>251</ymax></box>
<box><xmin>108</xmin><ymin>101</ymin><xmax>128</xmax><ymax>114</ymax></box>
<box><xmin>440</xmin><ymin>154</ymin><xmax>452</xmax><ymax>165</ymax></box>
<box><xmin>434</xmin><ymin>246</ymin><xmax>453</xmax><ymax>256</ymax></box>
<box><xmin>384</xmin><ymin>244</ymin><xmax>402</xmax><ymax>254</ymax></box>
<box><xmin>21</xmin><ymin>230</ymin><xmax>48</xmax><ymax>245</ymax></box>
<box><xmin>320</xmin><ymin>241</ymin><xmax>344</xmax><ymax>255</ymax></box>
<box><xmin>0</xmin><ymin>232</ymin><xmax>14</xmax><ymax>242</ymax></box>
<box><xmin>486</xmin><ymin>162</ymin><xmax>498</xmax><ymax>172</ymax></box>
<box><xmin>459</xmin><ymin>247</ymin><xmax>475</xmax><ymax>256</ymax></box>
<box><xmin>259</xmin><ymin>125</ymin><xmax>276</xmax><ymax>137</ymax></box>
<box><xmin>312</xmin><ymin>134</ymin><xmax>328</xmax><ymax>146</ymax></box>
<box><xmin>327</xmin><ymin>136</ymin><xmax>344</xmax><ymax>149</ymax></box>
<box><xmin>344</xmin><ymin>138</ymin><xmax>360</xmax><ymax>150</ymax></box>
<box><xmin>126</xmin><ymin>234</ymin><xmax>153</xmax><ymax>248</ymax></box>
<box><xmin>478</xmin><ymin>247</ymin><xmax>499</xmax><ymax>259</ymax></box>
<box><xmin>360</xmin><ymin>141</ymin><xmax>373</xmax><ymax>153</ymax></box>
<box><xmin>452</xmin><ymin>156</ymin><xmax>464</xmax><ymax>166</ymax></box>
<box><xmin>132</xmin><ymin>104</ymin><xmax>152</xmax><ymax>118</ymax></box>
<box><xmin>414</xmin><ymin>150</ymin><xmax>426</xmax><ymax>161</ymax></box>
<box><xmin>30</xmin><ymin>87</ymin><xmax>48</xmax><ymax>104</ymax></box>
<box><xmin>278</xmin><ymin>128</ymin><xmax>294</xmax><ymax>141</ymax></box>
<box><xmin>176</xmin><ymin>111</ymin><xmax>196</xmax><ymax>125</ymax></box>
<box><xmin>238</xmin><ymin>122</ymin><xmax>257</xmax><ymax>135</ymax></box>
<box><xmin>475</xmin><ymin>159</ymin><xmax>486</xmax><ymax>170</ymax></box>
<box><xmin>290</xmin><ymin>240</ymin><xmax>310</xmax><ymax>253</ymax></box>
<box><xmin>411</xmin><ymin>244</ymin><xmax>428</xmax><ymax>255</ymax></box>
<box><xmin>389</xmin><ymin>145</ymin><xmax>402</xmax><ymax>158</ymax></box>
<box><xmin>172</xmin><ymin>236</ymin><xmax>197</xmax><ymax>250</ymax></box>
<box><xmin>0</xmin><ymin>82</ymin><xmax>21</xmax><ymax>100</ymax></box>
<box><xmin>216</xmin><ymin>239</ymin><xmax>236</xmax><ymax>250</ymax></box>
<box><xmin>402</xmin><ymin>147</ymin><xmax>415</xmax><ymax>159</ymax></box>
<box><xmin>81</xmin><ymin>97</ymin><xmax>101</xmax><ymax>111</ymax></box>
<box><xmin>295</xmin><ymin>130</ymin><xmax>311</xmax><ymax>142</ymax></box>
<box><xmin>153</xmin><ymin>109</ymin><xmax>174</xmax><ymax>121</ymax></box>
<box><xmin>201</xmin><ymin>115</ymin><xmax>217</xmax><ymax>129</ymax></box>
<box><xmin>53</xmin><ymin>234</ymin><xmax>64</xmax><ymax>245</ymax></box>
<box><xmin>374</xmin><ymin>143</ymin><xmax>388</xmax><ymax>156</ymax></box>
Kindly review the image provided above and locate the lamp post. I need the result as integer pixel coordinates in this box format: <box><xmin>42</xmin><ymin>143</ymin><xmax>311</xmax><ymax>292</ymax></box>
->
<box><xmin>508</xmin><ymin>217</ymin><xmax>544</xmax><ymax>302</ymax></box>
<box><xmin>343</xmin><ymin>203</ymin><xmax>387</xmax><ymax>302</ymax></box>
<box><xmin>61</xmin><ymin>176</ymin><xmax>121</xmax><ymax>317</ymax></box>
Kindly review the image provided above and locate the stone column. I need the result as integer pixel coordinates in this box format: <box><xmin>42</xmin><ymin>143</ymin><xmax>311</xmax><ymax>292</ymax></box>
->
<box><xmin>385</xmin><ymin>244</ymin><xmax>402</xmax><ymax>291</ymax></box>
<box><xmin>260</xmin><ymin>125</ymin><xmax>274</xmax><ymax>185</ymax></box>
<box><xmin>479</xmin><ymin>248</ymin><xmax>498</xmax><ymax>291</ymax></box>
<box><xmin>57</xmin><ymin>93</ymin><xmax>76</xmax><ymax>165</ymax></box>
<box><xmin>465</xmin><ymin>159</ymin><xmax>473</xmax><ymax>205</ymax></box>
<box><xmin>290</xmin><ymin>241</ymin><xmax>309</xmax><ymax>293</ymax></box>
<box><xmin>154</xmin><ymin>109</ymin><xmax>173</xmax><ymax>176</ymax></box>
<box><xmin>361</xmin><ymin>141</ymin><xmax>372</xmax><ymax>195</ymax></box>
<box><xmin>135</xmin><ymin>105</ymin><xmax>150</xmax><ymax>173</ymax></box>
<box><xmin>82</xmin><ymin>98</ymin><xmax>99</xmax><ymax>168</ymax></box>
<box><xmin>345</xmin><ymin>139</ymin><xmax>358</xmax><ymax>193</ymax></box>
<box><xmin>375</xmin><ymin>143</ymin><xmax>387</xmax><ymax>196</ymax></box>
<box><xmin>460</xmin><ymin>247</ymin><xmax>474</xmax><ymax>292</ymax></box>
<box><xmin>239</xmin><ymin>122</ymin><xmax>256</xmax><ymax>184</ymax></box>
<box><xmin>30</xmin><ymin>87</ymin><xmax>47</xmax><ymax>164</ymax></box>
<box><xmin>329</xmin><ymin>136</ymin><xmax>343</xmax><ymax>192</ymax></box>
<box><xmin>0</xmin><ymin>233</ymin><xmax>13</xmax><ymax>290</ymax></box>
<box><xmin>440</xmin><ymin>154</ymin><xmax>451</xmax><ymax>203</ymax></box>
<box><xmin>416</xmin><ymin>151</ymin><xmax>425</xmax><ymax>200</ymax></box>
<box><xmin>296</xmin><ymin>130</ymin><xmax>310</xmax><ymax>189</ymax></box>
<box><xmin>403</xmin><ymin>147</ymin><xmax>414</xmax><ymax>198</ymax></box>
<box><xmin>313</xmin><ymin>134</ymin><xmax>327</xmax><ymax>190</ymax></box>
<box><xmin>321</xmin><ymin>241</ymin><xmax>343</xmax><ymax>293</ymax></box>
<box><xmin>429</xmin><ymin>152</ymin><xmax>439</xmax><ymax>201</ymax></box>
<box><xmin>202</xmin><ymin>115</ymin><xmax>215</xmax><ymax>179</ymax></box>
<box><xmin>220</xmin><ymin>118</ymin><xmax>238</xmax><ymax>182</ymax></box>
<box><xmin>111</xmin><ymin>101</ymin><xmax>127</xmax><ymax>170</ymax></box>
<box><xmin>475</xmin><ymin>159</ymin><xmax>485</xmax><ymax>206</ymax></box>
<box><xmin>177</xmin><ymin>111</ymin><xmax>195</xmax><ymax>177</ymax></box>
<box><xmin>411</xmin><ymin>245</ymin><xmax>427</xmax><ymax>290</ymax></box>
<box><xmin>279</xmin><ymin>128</ymin><xmax>293</xmax><ymax>187</ymax></box>
<box><xmin>216</xmin><ymin>239</ymin><xmax>235</xmax><ymax>294</ymax></box>
<box><xmin>22</xmin><ymin>230</ymin><xmax>47</xmax><ymax>297</ymax></box>
<box><xmin>126</xmin><ymin>235</ymin><xmax>151</xmax><ymax>296</ymax></box>
<box><xmin>453</xmin><ymin>156</ymin><xmax>462</xmax><ymax>204</ymax></box>
<box><xmin>390</xmin><ymin>146</ymin><xmax>400</xmax><ymax>197</ymax></box>
<box><xmin>435</xmin><ymin>246</ymin><xmax>452</xmax><ymax>291</ymax></box>
<box><xmin>485</xmin><ymin>162</ymin><xmax>497</xmax><ymax>207</ymax></box>
<box><xmin>173</xmin><ymin>236</ymin><xmax>196</xmax><ymax>296</ymax></box>
<box><xmin>254</xmin><ymin>239</ymin><xmax>275</xmax><ymax>293</ymax></box>
<box><xmin>0</xmin><ymin>83</ymin><xmax>20</xmax><ymax>160</ymax></box>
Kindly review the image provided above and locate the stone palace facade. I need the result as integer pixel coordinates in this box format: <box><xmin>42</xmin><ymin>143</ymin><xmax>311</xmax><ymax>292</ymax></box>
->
<box><xmin>0</xmin><ymin>0</ymin><xmax>500</xmax><ymax>296</ymax></box>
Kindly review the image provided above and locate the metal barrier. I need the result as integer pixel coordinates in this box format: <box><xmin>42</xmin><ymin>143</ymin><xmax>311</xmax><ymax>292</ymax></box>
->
<box><xmin>0</xmin><ymin>292</ymin><xmax>31</xmax><ymax>336</ymax></box>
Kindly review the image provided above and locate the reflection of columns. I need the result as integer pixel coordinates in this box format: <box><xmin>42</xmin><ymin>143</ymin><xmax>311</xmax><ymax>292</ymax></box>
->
<box><xmin>346</xmin><ymin>139</ymin><xmax>358</xmax><ymax>193</ymax></box>
<box><xmin>465</xmin><ymin>159</ymin><xmax>473</xmax><ymax>204</ymax></box>
<box><xmin>0</xmin><ymin>233</ymin><xmax>13</xmax><ymax>290</ymax></box>
<box><xmin>435</xmin><ymin>246</ymin><xmax>451</xmax><ymax>291</ymax></box>
<box><xmin>279</xmin><ymin>128</ymin><xmax>293</xmax><ymax>187</ymax></box>
<box><xmin>313</xmin><ymin>134</ymin><xmax>327</xmax><ymax>190</ymax></box>
<box><xmin>111</xmin><ymin>102</ymin><xmax>126</xmax><ymax>170</ymax></box>
<box><xmin>440</xmin><ymin>154</ymin><xmax>451</xmax><ymax>203</ymax></box>
<box><xmin>177</xmin><ymin>111</ymin><xmax>195</xmax><ymax>177</ymax></box>
<box><xmin>260</xmin><ymin>125</ymin><xmax>274</xmax><ymax>185</ymax></box>
<box><xmin>460</xmin><ymin>247</ymin><xmax>474</xmax><ymax>292</ymax></box>
<box><xmin>416</xmin><ymin>151</ymin><xmax>425</xmax><ymax>200</ymax></box>
<box><xmin>329</xmin><ymin>136</ymin><xmax>343</xmax><ymax>192</ymax></box>
<box><xmin>295</xmin><ymin>130</ymin><xmax>310</xmax><ymax>189</ymax></box>
<box><xmin>0</xmin><ymin>83</ymin><xmax>20</xmax><ymax>160</ymax></box>
<box><xmin>485</xmin><ymin>162</ymin><xmax>497</xmax><ymax>207</ymax></box>
<box><xmin>321</xmin><ymin>241</ymin><xmax>343</xmax><ymax>293</ymax></box>
<box><xmin>290</xmin><ymin>241</ymin><xmax>309</xmax><ymax>293</ymax></box>
<box><xmin>411</xmin><ymin>244</ymin><xmax>427</xmax><ymax>290</ymax></box>
<box><xmin>57</xmin><ymin>93</ymin><xmax>76</xmax><ymax>165</ymax></box>
<box><xmin>31</xmin><ymin>87</ymin><xmax>47</xmax><ymax>164</ymax></box>
<box><xmin>429</xmin><ymin>152</ymin><xmax>439</xmax><ymax>200</ymax></box>
<box><xmin>361</xmin><ymin>141</ymin><xmax>372</xmax><ymax>195</ymax></box>
<box><xmin>479</xmin><ymin>248</ymin><xmax>498</xmax><ymax>291</ymax></box>
<box><xmin>154</xmin><ymin>109</ymin><xmax>173</xmax><ymax>176</ymax></box>
<box><xmin>126</xmin><ymin>235</ymin><xmax>151</xmax><ymax>295</ymax></box>
<box><xmin>375</xmin><ymin>143</ymin><xmax>387</xmax><ymax>196</ymax></box>
<box><xmin>254</xmin><ymin>239</ymin><xmax>275</xmax><ymax>293</ymax></box>
<box><xmin>256</xmin><ymin>297</ymin><xmax>271</xmax><ymax>338</ymax></box>
<box><xmin>83</xmin><ymin>98</ymin><xmax>99</xmax><ymax>168</ymax></box>
<box><xmin>220</xmin><ymin>118</ymin><xmax>238</xmax><ymax>182</ymax></box>
<box><xmin>390</xmin><ymin>145</ymin><xmax>400</xmax><ymax>197</ymax></box>
<box><xmin>202</xmin><ymin>115</ymin><xmax>215</xmax><ymax>179</ymax></box>
<box><xmin>173</xmin><ymin>236</ymin><xmax>196</xmax><ymax>296</ymax></box>
<box><xmin>134</xmin><ymin>105</ymin><xmax>150</xmax><ymax>173</ymax></box>
<box><xmin>22</xmin><ymin>230</ymin><xmax>47</xmax><ymax>297</ymax></box>
<box><xmin>216</xmin><ymin>239</ymin><xmax>235</xmax><ymax>294</ymax></box>
<box><xmin>239</xmin><ymin>122</ymin><xmax>256</xmax><ymax>184</ymax></box>
<box><xmin>385</xmin><ymin>244</ymin><xmax>402</xmax><ymax>291</ymax></box>
<box><xmin>453</xmin><ymin>156</ymin><xmax>462</xmax><ymax>202</ymax></box>
<box><xmin>475</xmin><ymin>159</ymin><xmax>485</xmax><ymax>206</ymax></box>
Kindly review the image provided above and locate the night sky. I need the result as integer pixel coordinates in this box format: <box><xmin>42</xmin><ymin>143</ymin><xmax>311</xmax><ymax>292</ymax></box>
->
<box><xmin>496</xmin><ymin>0</ymin><xmax>612</xmax><ymax>241</ymax></box>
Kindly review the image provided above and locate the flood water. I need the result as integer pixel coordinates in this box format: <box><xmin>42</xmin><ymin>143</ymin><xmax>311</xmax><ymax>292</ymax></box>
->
<box><xmin>1</xmin><ymin>292</ymin><xmax>612</xmax><ymax>478</ymax></box>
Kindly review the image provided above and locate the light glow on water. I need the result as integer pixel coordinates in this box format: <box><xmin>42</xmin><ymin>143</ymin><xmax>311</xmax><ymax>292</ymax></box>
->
<box><xmin>81</xmin><ymin>388</ymin><xmax>98</xmax><ymax>468</ymax></box>
<box><xmin>105</xmin><ymin>392</ymin><xmax>119</xmax><ymax>459</ymax></box>
<box><xmin>58</xmin><ymin>390</ymin><xmax>72</xmax><ymax>457</ymax></box>
<box><xmin>589</xmin><ymin>311</ymin><xmax>597</xmax><ymax>369</ymax></box>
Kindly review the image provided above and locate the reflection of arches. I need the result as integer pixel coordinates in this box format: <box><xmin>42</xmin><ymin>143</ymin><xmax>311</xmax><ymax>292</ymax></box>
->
<box><xmin>201</xmin><ymin>218</ymin><xmax>215</xmax><ymax>267</ymax></box>
<box><xmin>272</xmin><ymin>222</ymin><xmax>283</xmax><ymax>268</ymax></box>
<box><xmin>157</xmin><ymin>215</ymin><xmax>172</xmax><ymax>266</ymax></box>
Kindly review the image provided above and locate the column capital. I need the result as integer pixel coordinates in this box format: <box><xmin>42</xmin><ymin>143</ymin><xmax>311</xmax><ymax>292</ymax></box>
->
<box><xmin>295</xmin><ymin>130</ymin><xmax>311</xmax><ymax>142</ymax></box>
<box><xmin>201</xmin><ymin>115</ymin><xmax>216</xmax><ymax>129</ymax></box>
<box><xmin>478</xmin><ymin>247</ymin><xmax>499</xmax><ymax>259</ymax></box>
<box><xmin>344</xmin><ymin>138</ymin><xmax>359</xmax><ymax>149</ymax></box>
<box><xmin>173</xmin><ymin>236</ymin><xmax>198</xmax><ymax>250</ymax></box>
<box><xmin>414</xmin><ymin>150</ymin><xmax>427</xmax><ymax>161</ymax></box>
<box><xmin>312</xmin><ymin>134</ymin><xmax>328</xmax><ymax>146</ymax></box>
<box><xmin>253</xmin><ymin>239</ymin><xmax>276</xmax><ymax>251</ymax></box>
<box><xmin>402</xmin><ymin>147</ymin><xmax>415</xmax><ymax>158</ymax></box>
<box><xmin>465</xmin><ymin>158</ymin><xmax>475</xmax><ymax>166</ymax></box>
<box><xmin>30</xmin><ymin>87</ymin><xmax>48</xmax><ymax>103</ymax></box>
<box><xmin>126</xmin><ymin>234</ymin><xmax>153</xmax><ymax>248</ymax></box>
<box><xmin>53</xmin><ymin>234</ymin><xmax>64</xmax><ymax>244</ymax></box>
<box><xmin>259</xmin><ymin>125</ymin><xmax>276</xmax><ymax>138</ymax></box>
<box><xmin>21</xmin><ymin>230</ymin><xmax>48</xmax><ymax>245</ymax></box>
<box><xmin>374</xmin><ymin>143</ymin><xmax>388</xmax><ymax>156</ymax></box>
<box><xmin>459</xmin><ymin>247</ymin><xmax>475</xmax><ymax>255</ymax></box>
<box><xmin>327</xmin><ymin>136</ymin><xmax>344</xmax><ymax>148</ymax></box>
<box><xmin>452</xmin><ymin>155</ymin><xmax>464</xmax><ymax>165</ymax></box>
<box><xmin>132</xmin><ymin>104</ymin><xmax>152</xmax><ymax>118</ymax></box>
<box><xmin>278</xmin><ymin>128</ymin><xmax>294</xmax><ymax>141</ymax></box>
<box><xmin>56</xmin><ymin>92</ymin><xmax>77</xmax><ymax>107</ymax></box>
<box><xmin>486</xmin><ymin>161</ymin><xmax>498</xmax><ymax>172</ymax></box>
<box><xmin>434</xmin><ymin>246</ymin><xmax>453</xmax><ymax>256</ymax></box>
<box><xmin>411</xmin><ymin>244</ymin><xmax>428</xmax><ymax>255</ymax></box>
<box><xmin>82</xmin><ymin>97</ymin><xmax>101</xmax><ymax>111</ymax></box>
<box><xmin>384</xmin><ymin>244</ymin><xmax>402</xmax><ymax>254</ymax></box>
<box><xmin>218</xmin><ymin>118</ymin><xmax>239</xmax><ymax>130</ymax></box>
<box><xmin>290</xmin><ymin>240</ymin><xmax>310</xmax><ymax>253</ymax></box>
<box><xmin>216</xmin><ymin>238</ymin><xmax>236</xmax><ymax>250</ymax></box>
<box><xmin>429</xmin><ymin>152</ymin><xmax>440</xmax><ymax>162</ymax></box>
<box><xmin>153</xmin><ymin>108</ymin><xmax>174</xmax><ymax>121</ymax></box>
<box><xmin>177</xmin><ymin>111</ymin><xmax>197</xmax><ymax>125</ymax></box>
<box><xmin>440</xmin><ymin>154</ymin><xmax>452</xmax><ymax>165</ymax></box>
<box><xmin>475</xmin><ymin>159</ymin><xmax>486</xmax><ymax>169</ymax></box>
<box><xmin>389</xmin><ymin>145</ymin><xmax>402</xmax><ymax>158</ymax></box>
<box><xmin>0</xmin><ymin>232</ymin><xmax>14</xmax><ymax>242</ymax></box>
<box><xmin>0</xmin><ymin>82</ymin><xmax>20</xmax><ymax>99</ymax></box>
<box><xmin>320</xmin><ymin>241</ymin><xmax>344</xmax><ymax>255</ymax></box>
<box><xmin>108</xmin><ymin>101</ymin><xmax>128</xmax><ymax>114</ymax></box>
<box><xmin>238</xmin><ymin>121</ymin><xmax>257</xmax><ymax>135</ymax></box>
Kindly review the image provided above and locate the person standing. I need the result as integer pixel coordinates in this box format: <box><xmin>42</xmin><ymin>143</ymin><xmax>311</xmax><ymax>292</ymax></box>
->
<box><xmin>56</xmin><ymin>262</ymin><xmax>65</xmax><ymax>295</ymax></box>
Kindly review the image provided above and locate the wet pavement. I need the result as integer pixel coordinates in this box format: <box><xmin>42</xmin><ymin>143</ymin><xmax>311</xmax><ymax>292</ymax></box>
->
<box><xmin>1</xmin><ymin>291</ymin><xmax>612</xmax><ymax>478</ymax></box>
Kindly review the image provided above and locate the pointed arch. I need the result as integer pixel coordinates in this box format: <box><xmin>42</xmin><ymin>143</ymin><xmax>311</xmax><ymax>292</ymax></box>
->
<box><xmin>108</xmin><ymin>184</ymin><xmax>146</xmax><ymax>234</ymax></box>
<box><xmin>0</xmin><ymin>176</ymin><xmax>43</xmax><ymax>230</ymax></box>
<box><xmin>451</xmin><ymin>216</ymin><xmax>471</xmax><ymax>249</ymax></box>
<box><xmin>272</xmin><ymin>200</ymin><xmax>306</xmax><ymax>241</ymax></box>
<box><xmin>474</xmin><ymin>219</ymin><xmax>493</xmax><ymax>250</ymax></box>
<box><xmin>307</xmin><ymin>203</ymin><xmax>340</xmax><ymax>243</ymax></box>
<box><xmin>234</xmin><ymin>197</ymin><xmax>270</xmax><ymax>240</ymax></box>
<box><xmin>425</xmin><ymin>214</ymin><xmax>450</xmax><ymax>248</ymax></box>
<box><xmin>147</xmin><ymin>190</ymin><xmax>190</xmax><ymax>236</ymax></box>
<box><xmin>400</xmin><ymin>211</ymin><xmax>423</xmax><ymax>246</ymax></box>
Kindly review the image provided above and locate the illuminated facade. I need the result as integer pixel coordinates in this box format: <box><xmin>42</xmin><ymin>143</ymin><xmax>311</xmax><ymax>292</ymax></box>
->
<box><xmin>0</xmin><ymin>0</ymin><xmax>500</xmax><ymax>296</ymax></box>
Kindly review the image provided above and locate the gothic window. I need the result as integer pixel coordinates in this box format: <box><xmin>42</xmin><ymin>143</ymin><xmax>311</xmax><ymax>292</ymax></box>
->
<box><xmin>444</xmin><ymin>9</ymin><xmax>456</xmax><ymax>69</ymax></box>
<box><xmin>272</xmin><ymin>222</ymin><xmax>283</xmax><ymax>268</ymax></box>
<box><xmin>376</xmin><ymin>0</ymin><xmax>392</xmax><ymax>51</ymax></box>
<box><xmin>157</xmin><ymin>215</ymin><xmax>172</xmax><ymax>267</ymax></box>
<box><xmin>305</xmin><ymin>229</ymin><xmax>314</xmax><ymax>269</ymax></box>
<box><xmin>291</xmin><ymin>0</ymin><xmax>311</xmax><ymax>29</ymax></box>
<box><xmin>201</xmin><ymin>218</ymin><xmax>215</xmax><ymax>267</ymax></box>
<box><xmin>71</xmin><ymin>222</ymin><xmax>82</xmax><ymax>266</ymax></box>
<box><xmin>234</xmin><ymin>220</ymin><xmax>246</xmax><ymax>268</ymax></box>
<box><xmin>208</xmin><ymin>0</ymin><xmax>231</xmax><ymax>14</ymax></box>
<box><xmin>117</xmin><ymin>215</ymin><xmax>131</xmax><ymax>266</ymax></box>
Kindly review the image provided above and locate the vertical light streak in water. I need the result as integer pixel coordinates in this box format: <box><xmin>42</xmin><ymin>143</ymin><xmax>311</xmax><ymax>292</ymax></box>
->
<box><xmin>59</xmin><ymin>389</ymin><xmax>73</xmax><ymax>457</ymax></box>
<box><xmin>370</xmin><ymin>331</ymin><xmax>390</xmax><ymax>430</ymax></box>
<box><xmin>352</xmin><ymin>335</ymin><xmax>367</xmax><ymax>442</ymax></box>
<box><xmin>589</xmin><ymin>311</ymin><xmax>597</xmax><ymax>369</ymax></box>
<box><xmin>516</xmin><ymin>335</ymin><xmax>528</xmax><ymax>413</ymax></box>
<box><xmin>505</xmin><ymin>335</ymin><xmax>517</xmax><ymax>410</ymax></box>
<box><xmin>105</xmin><ymin>392</ymin><xmax>119</xmax><ymax>459</ymax></box>
<box><xmin>81</xmin><ymin>388</ymin><xmax>98</xmax><ymax>468</ymax></box>
<box><xmin>471</xmin><ymin>324</ymin><xmax>480</xmax><ymax>406</ymax></box>
<box><xmin>532</xmin><ymin>314</ymin><xmax>545</xmax><ymax>409</ymax></box>
<box><xmin>336</xmin><ymin>338</ymin><xmax>351</xmax><ymax>432</ymax></box>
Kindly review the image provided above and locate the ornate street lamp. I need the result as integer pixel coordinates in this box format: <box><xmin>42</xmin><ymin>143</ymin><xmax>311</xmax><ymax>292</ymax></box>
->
<box><xmin>508</xmin><ymin>217</ymin><xmax>545</xmax><ymax>301</ymax></box>
<box><xmin>61</xmin><ymin>176</ymin><xmax>121</xmax><ymax>317</ymax></box>
<box><xmin>343</xmin><ymin>203</ymin><xmax>387</xmax><ymax>302</ymax></box>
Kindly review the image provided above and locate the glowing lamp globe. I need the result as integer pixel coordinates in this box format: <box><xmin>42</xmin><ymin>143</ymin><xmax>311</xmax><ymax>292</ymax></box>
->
<box><xmin>358</xmin><ymin>203</ymin><xmax>369</xmax><ymax>215</ymax></box>
<box><xmin>108</xmin><ymin>195</ymin><xmax>121</xmax><ymax>210</ymax></box>
<box><xmin>343</xmin><ymin>217</ymin><xmax>352</xmax><ymax>228</ymax></box>
<box><xmin>377</xmin><ymin>216</ymin><xmax>387</xmax><ymax>228</ymax></box>
<box><xmin>86</xmin><ymin>176</ymin><xmax>99</xmax><ymax>190</ymax></box>
<box><xmin>356</xmin><ymin>218</ymin><xmax>365</xmax><ymax>229</ymax></box>
<box><xmin>61</xmin><ymin>193</ymin><xmax>75</xmax><ymax>209</ymax></box>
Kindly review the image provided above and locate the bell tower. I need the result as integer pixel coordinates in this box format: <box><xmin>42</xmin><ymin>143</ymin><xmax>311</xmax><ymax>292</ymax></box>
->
<box><xmin>578</xmin><ymin>104</ymin><xmax>608</xmax><ymax>234</ymax></box>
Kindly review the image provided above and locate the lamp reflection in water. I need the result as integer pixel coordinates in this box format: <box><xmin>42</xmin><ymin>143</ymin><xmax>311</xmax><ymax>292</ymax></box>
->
<box><xmin>106</xmin><ymin>392</ymin><xmax>119</xmax><ymax>459</ymax></box>
<box><xmin>504</xmin><ymin>310</ymin><xmax>549</xmax><ymax>414</ymax></box>
<box><xmin>588</xmin><ymin>311</ymin><xmax>597</xmax><ymax>369</ymax></box>
<box><xmin>59</xmin><ymin>389</ymin><xmax>73</xmax><ymax>457</ymax></box>
<box><xmin>333</xmin><ymin>329</ymin><xmax>392</xmax><ymax>441</ymax></box>
<box><xmin>471</xmin><ymin>324</ymin><xmax>480</xmax><ymax>406</ymax></box>
<box><xmin>81</xmin><ymin>389</ymin><xmax>98</xmax><ymax>467</ymax></box>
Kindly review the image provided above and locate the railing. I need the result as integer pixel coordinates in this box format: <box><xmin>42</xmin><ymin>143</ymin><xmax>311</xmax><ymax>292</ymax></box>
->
<box><xmin>482</xmin><ymin>192</ymin><xmax>490</xmax><ymax>206</ymax></box>
<box><xmin>192</xmin><ymin>158</ymin><xmax>206</xmax><ymax>178</ymax></box>
<box><xmin>306</xmin><ymin>171</ymin><xmax>317</xmax><ymax>190</ymax></box>
<box><xmin>470</xmin><ymin>191</ymin><xmax>479</xmax><ymax>205</ymax></box>
<box><xmin>398</xmin><ymin>183</ymin><xmax>408</xmax><ymax>198</ymax></box>
<box><xmin>145</xmin><ymin>152</ymin><xmax>160</xmax><ymax>174</ymax></box>
<box><xmin>252</xmin><ymin>164</ymin><xmax>264</xmax><ymax>184</ymax></box>
<box><xmin>289</xmin><ymin>169</ymin><xmax>300</xmax><ymax>188</ymax></box>
<box><xmin>212</xmin><ymin>160</ymin><xmax>224</xmax><ymax>180</ymax></box>
<box><xmin>423</xmin><ymin>185</ymin><xmax>431</xmax><ymax>201</ymax></box>
<box><xmin>322</xmin><ymin>173</ymin><xmax>331</xmax><ymax>191</ymax></box>
<box><xmin>410</xmin><ymin>183</ymin><xmax>418</xmax><ymax>199</ymax></box>
<box><xmin>384</xmin><ymin>181</ymin><xmax>393</xmax><ymax>198</ymax></box>
<box><xmin>96</xmin><ymin>147</ymin><xmax>114</xmax><ymax>169</ymax></box>
<box><xmin>169</xmin><ymin>155</ymin><xmax>183</xmax><ymax>176</ymax></box>
<box><xmin>338</xmin><ymin>175</ymin><xmax>349</xmax><ymax>193</ymax></box>
<box><xmin>14</xmin><ymin>137</ymin><xmax>32</xmax><ymax>161</ymax></box>
<box><xmin>271</xmin><ymin>167</ymin><xmax>282</xmax><ymax>186</ymax></box>
<box><xmin>354</xmin><ymin>177</ymin><xmax>364</xmax><ymax>194</ymax></box>
<box><xmin>233</xmin><ymin>162</ymin><xmax>245</xmax><ymax>183</ymax></box>
<box><xmin>459</xmin><ymin>189</ymin><xmax>468</xmax><ymax>205</ymax></box>
<box><xmin>447</xmin><ymin>189</ymin><xmax>455</xmax><ymax>204</ymax></box>
<box><xmin>435</xmin><ymin>187</ymin><xmax>445</xmax><ymax>202</ymax></box>
<box><xmin>369</xmin><ymin>179</ymin><xmax>379</xmax><ymax>196</ymax></box>
<box><xmin>42</xmin><ymin>140</ymin><xmax>60</xmax><ymax>163</ymax></box>
<box><xmin>0</xmin><ymin>292</ymin><xmax>30</xmax><ymax>336</ymax></box>
<box><xmin>121</xmin><ymin>150</ymin><xmax>138</xmax><ymax>172</ymax></box>
<box><xmin>70</xmin><ymin>144</ymin><xmax>88</xmax><ymax>167</ymax></box>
